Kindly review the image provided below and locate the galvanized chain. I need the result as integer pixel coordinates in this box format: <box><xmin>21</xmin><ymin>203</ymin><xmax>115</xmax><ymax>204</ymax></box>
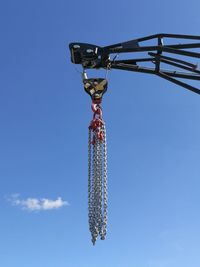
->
<box><xmin>88</xmin><ymin>103</ymin><xmax>108</xmax><ymax>245</ymax></box>
<box><xmin>88</xmin><ymin>128</ymin><xmax>93</xmax><ymax>234</ymax></box>
<box><xmin>101</xmin><ymin>123</ymin><xmax>107</xmax><ymax>239</ymax></box>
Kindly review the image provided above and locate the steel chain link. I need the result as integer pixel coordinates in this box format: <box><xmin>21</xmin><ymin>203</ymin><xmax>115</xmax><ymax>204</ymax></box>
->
<box><xmin>88</xmin><ymin>118</ymin><xmax>108</xmax><ymax>245</ymax></box>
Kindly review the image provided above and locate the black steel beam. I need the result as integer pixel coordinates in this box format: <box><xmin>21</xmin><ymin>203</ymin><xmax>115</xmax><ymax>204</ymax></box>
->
<box><xmin>111</xmin><ymin>63</ymin><xmax>200</xmax><ymax>80</ymax></box>
<box><xmin>157</xmin><ymin>58</ymin><xmax>200</xmax><ymax>75</ymax></box>
<box><xmin>105</xmin><ymin>44</ymin><xmax>200</xmax><ymax>55</ymax></box>
<box><xmin>105</xmin><ymin>45</ymin><xmax>158</xmax><ymax>53</ymax></box>
<box><xmin>149</xmin><ymin>52</ymin><xmax>197</xmax><ymax>68</ymax></box>
<box><xmin>166</xmin><ymin>43</ymin><xmax>200</xmax><ymax>49</ymax></box>
<box><xmin>162</xmin><ymin>47</ymin><xmax>200</xmax><ymax>58</ymax></box>
<box><xmin>157</xmin><ymin>71</ymin><xmax>200</xmax><ymax>95</ymax></box>
<box><xmin>157</xmin><ymin>33</ymin><xmax>200</xmax><ymax>40</ymax></box>
<box><xmin>111</xmin><ymin>63</ymin><xmax>155</xmax><ymax>74</ymax></box>
<box><xmin>137</xmin><ymin>33</ymin><xmax>200</xmax><ymax>42</ymax></box>
<box><xmin>113</xmin><ymin>58</ymin><xmax>153</xmax><ymax>64</ymax></box>
<box><xmin>111</xmin><ymin>64</ymin><xmax>200</xmax><ymax>94</ymax></box>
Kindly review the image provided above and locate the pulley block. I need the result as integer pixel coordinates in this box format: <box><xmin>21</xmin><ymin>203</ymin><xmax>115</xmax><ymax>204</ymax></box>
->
<box><xmin>83</xmin><ymin>78</ymin><xmax>108</xmax><ymax>101</ymax></box>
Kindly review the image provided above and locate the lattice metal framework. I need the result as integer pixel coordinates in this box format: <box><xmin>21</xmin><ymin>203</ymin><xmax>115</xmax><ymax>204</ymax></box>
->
<box><xmin>70</xmin><ymin>33</ymin><xmax>200</xmax><ymax>94</ymax></box>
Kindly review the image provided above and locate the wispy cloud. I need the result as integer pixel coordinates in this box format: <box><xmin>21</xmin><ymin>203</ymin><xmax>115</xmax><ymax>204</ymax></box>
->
<box><xmin>8</xmin><ymin>194</ymin><xmax>69</xmax><ymax>211</ymax></box>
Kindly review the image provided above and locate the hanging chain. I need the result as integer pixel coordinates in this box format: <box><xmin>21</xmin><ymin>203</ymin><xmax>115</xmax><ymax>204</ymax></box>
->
<box><xmin>101</xmin><ymin>123</ymin><xmax>107</xmax><ymax>239</ymax></box>
<box><xmin>88</xmin><ymin>102</ymin><xmax>108</xmax><ymax>245</ymax></box>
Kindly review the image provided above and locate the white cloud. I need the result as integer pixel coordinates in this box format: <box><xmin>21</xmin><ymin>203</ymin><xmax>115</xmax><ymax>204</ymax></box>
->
<box><xmin>8</xmin><ymin>194</ymin><xmax>69</xmax><ymax>211</ymax></box>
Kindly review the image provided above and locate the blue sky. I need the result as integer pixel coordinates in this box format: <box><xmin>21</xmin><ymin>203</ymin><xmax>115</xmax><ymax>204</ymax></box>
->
<box><xmin>0</xmin><ymin>0</ymin><xmax>200</xmax><ymax>266</ymax></box>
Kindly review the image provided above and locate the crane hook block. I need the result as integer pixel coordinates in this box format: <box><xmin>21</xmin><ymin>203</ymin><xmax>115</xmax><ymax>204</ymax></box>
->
<box><xmin>83</xmin><ymin>78</ymin><xmax>108</xmax><ymax>101</ymax></box>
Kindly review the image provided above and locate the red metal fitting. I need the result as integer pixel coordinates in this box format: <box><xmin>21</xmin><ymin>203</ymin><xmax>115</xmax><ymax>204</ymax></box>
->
<box><xmin>89</xmin><ymin>100</ymin><xmax>105</xmax><ymax>142</ymax></box>
<box><xmin>91</xmin><ymin>102</ymin><xmax>98</xmax><ymax>113</ymax></box>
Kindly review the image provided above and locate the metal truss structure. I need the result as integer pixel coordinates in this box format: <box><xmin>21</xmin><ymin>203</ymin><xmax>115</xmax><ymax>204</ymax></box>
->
<box><xmin>69</xmin><ymin>33</ymin><xmax>200</xmax><ymax>95</ymax></box>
